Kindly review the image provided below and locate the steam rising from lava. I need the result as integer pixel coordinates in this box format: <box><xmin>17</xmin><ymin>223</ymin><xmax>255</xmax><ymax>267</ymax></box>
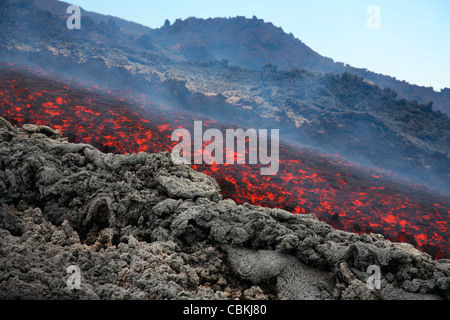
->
<box><xmin>1</xmin><ymin>63</ymin><xmax>449</xmax><ymax>259</ymax></box>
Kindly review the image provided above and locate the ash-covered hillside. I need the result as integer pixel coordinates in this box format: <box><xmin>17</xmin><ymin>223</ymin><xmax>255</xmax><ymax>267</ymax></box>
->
<box><xmin>135</xmin><ymin>16</ymin><xmax>450</xmax><ymax>114</ymax></box>
<box><xmin>0</xmin><ymin>117</ymin><xmax>449</xmax><ymax>300</ymax></box>
<box><xmin>29</xmin><ymin>0</ymin><xmax>450</xmax><ymax>115</ymax></box>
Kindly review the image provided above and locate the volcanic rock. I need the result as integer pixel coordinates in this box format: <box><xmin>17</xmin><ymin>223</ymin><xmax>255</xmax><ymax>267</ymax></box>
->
<box><xmin>0</xmin><ymin>117</ymin><xmax>448</xmax><ymax>300</ymax></box>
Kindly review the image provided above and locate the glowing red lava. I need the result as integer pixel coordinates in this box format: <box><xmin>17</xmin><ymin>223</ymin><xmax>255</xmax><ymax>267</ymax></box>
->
<box><xmin>1</xmin><ymin>63</ymin><xmax>449</xmax><ymax>259</ymax></box>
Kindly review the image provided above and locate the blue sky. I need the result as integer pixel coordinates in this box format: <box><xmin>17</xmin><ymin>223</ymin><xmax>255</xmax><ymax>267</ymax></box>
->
<box><xmin>69</xmin><ymin>0</ymin><xmax>450</xmax><ymax>91</ymax></box>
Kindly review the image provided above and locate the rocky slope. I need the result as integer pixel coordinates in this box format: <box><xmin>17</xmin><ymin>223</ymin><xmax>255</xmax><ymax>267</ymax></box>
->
<box><xmin>0</xmin><ymin>117</ymin><xmax>448</xmax><ymax>300</ymax></box>
<box><xmin>1</xmin><ymin>0</ymin><xmax>449</xmax><ymax>195</ymax></box>
<box><xmin>30</xmin><ymin>0</ymin><xmax>450</xmax><ymax>115</ymax></box>
<box><xmin>137</xmin><ymin>16</ymin><xmax>450</xmax><ymax>115</ymax></box>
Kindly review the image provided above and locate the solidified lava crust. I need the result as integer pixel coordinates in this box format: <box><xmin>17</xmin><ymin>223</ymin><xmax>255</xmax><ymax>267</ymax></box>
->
<box><xmin>0</xmin><ymin>117</ymin><xmax>449</xmax><ymax>300</ymax></box>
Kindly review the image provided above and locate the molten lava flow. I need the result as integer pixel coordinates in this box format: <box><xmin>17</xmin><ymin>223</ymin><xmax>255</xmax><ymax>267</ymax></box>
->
<box><xmin>1</xmin><ymin>63</ymin><xmax>449</xmax><ymax>259</ymax></box>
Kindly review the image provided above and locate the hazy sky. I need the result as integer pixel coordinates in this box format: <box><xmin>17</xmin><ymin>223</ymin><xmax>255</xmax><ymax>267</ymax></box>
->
<box><xmin>68</xmin><ymin>0</ymin><xmax>450</xmax><ymax>91</ymax></box>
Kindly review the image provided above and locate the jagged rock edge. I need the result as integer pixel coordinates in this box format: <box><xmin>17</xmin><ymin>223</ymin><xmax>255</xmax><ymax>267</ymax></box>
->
<box><xmin>0</xmin><ymin>117</ymin><xmax>448</xmax><ymax>300</ymax></box>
